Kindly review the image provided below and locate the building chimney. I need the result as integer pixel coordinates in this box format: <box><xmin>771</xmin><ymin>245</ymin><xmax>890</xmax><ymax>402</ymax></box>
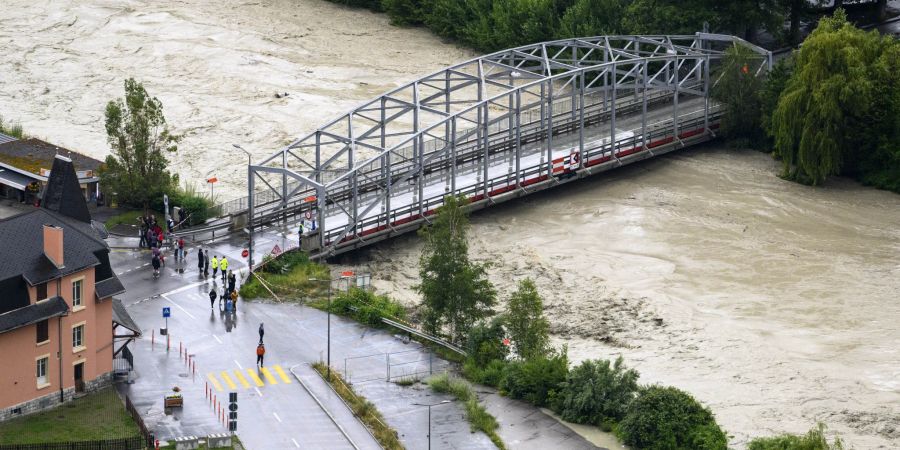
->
<box><xmin>43</xmin><ymin>225</ymin><xmax>64</xmax><ymax>268</ymax></box>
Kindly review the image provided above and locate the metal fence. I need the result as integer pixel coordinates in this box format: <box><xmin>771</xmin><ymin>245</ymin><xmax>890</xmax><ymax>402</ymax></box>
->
<box><xmin>342</xmin><ymin>348</ymin><xmax>452</xmax><ymax>385</ymax></box>
<box><xmin>124</xmin><ymin>395</ymin><xmax>155</xmax><ymax>449</ymax></box>
<box><xmin>0</xmin><ymin>437</ymin><xmax>145</xmax><ymax>450</ymax></box>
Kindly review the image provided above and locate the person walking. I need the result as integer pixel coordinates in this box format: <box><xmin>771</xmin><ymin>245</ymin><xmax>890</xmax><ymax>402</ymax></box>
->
<box><xmin>203</xmin><ymin>250</ymin><xmax>210</xmax><ymax>276</ymax></box>
<box><xmin>197</xmin><ymin>246</ymin><xmax>204</xmax><ymax>272</ymax></box>
<box><xmin>298</xmin><ymin>222</ymin><xmax>304</xmax><ymax>248</ymax></box>
<box><xmin>231</xmin><ymin>289</ymin><xmax>238</xmax><ymax>312</ymax></box>
<box><xmin>258</xmin><ymin>323</ymin><xmax>264</xmax><ymax>343</ymax></box>
<box><xmin>256</xmin><ymin>343</ymin><xmax>265</xmax><ymax>366</ymax></box>
<box><xmin>151</xmin><ymin>254</ymin><xmax>161</xmax><ymax>278</ymax></box>
<box><xmin>228</xmin><ymin>271</ymin><xmax>237</xmax><ymax>294</ymax></box>
<box><xmin>208</xmin><ymin>288</ymin><xmax>217</xmax><ymax>308</ymax></box>
<box><xmin>177</xmin><ymin>237</ymin><xmax>185</xmax><ymax>262</ymax></box>
<box><xmin>219</xmin><ymin>256</ymin><xmax>228</xmax><ymax>282</ymax></box>
<box><xmin>211</xmin><ymin>255</ymin><xmax>219</xmax><ymax>278</ymax></box>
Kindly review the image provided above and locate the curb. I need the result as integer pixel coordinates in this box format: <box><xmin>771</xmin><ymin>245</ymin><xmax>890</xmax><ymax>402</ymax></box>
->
<box><xmin>289</xmin><ymin>364</ymin><xmax>361</xmax><ymax>450</ymax></box>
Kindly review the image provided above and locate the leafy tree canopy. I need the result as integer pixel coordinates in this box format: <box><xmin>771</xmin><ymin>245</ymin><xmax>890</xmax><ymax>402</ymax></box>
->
<box><xmin>101</xmin><ymin>78</ymin><xmax>179</xmax><ymax>208</ymax></box>
<box><xmin>505</xmin><ymin>278</ymin><xmax>550</xmax><ymax>360</ymax></box>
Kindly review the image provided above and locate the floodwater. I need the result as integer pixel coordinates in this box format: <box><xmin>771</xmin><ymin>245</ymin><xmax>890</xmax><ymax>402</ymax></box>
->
<box><xmin>2</xmin><ymin>1</ymin><xmax>899</xmax><ymax>448</ymax></box>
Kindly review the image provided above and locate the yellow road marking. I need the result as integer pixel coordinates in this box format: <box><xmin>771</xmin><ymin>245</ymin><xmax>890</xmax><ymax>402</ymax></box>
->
<box><xmin>221</xmin><ymin>371</ymin><xmax>237</xmax><ymax>390</ymax></box>
<box><xmin>273</xmin><ymin>365</ymin><xmax>292</xmax><ymax>384</ymax></box>
<box><xmin>260</xmin><ymin>367</ymin><xmax>278</xmax><ymax>385</ymax></box>
<box><xmin>233</xmin><ymin>369</ymin><xmax>251</xmax><ymax>388</ymax></box>
<box><xmin>208</xmin><ymin>373</ymin><xmax>223</xmax><ymax>392</ymax></box>
<box><xmin>246</xmin><ymin>368</ymin><xmax>264</xmax><ymax>387</ymax></box>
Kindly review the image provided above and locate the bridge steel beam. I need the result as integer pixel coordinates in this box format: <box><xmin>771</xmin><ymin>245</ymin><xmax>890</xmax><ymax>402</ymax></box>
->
<box><xmin>243</xmin><ymin>34</ymin><xmax>771</xmax><ymax>258</ymax></box>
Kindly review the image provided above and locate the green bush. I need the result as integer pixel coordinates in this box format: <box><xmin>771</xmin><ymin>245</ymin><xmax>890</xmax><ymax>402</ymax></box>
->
<box><xmin>552</xmin><ymin>357</ymin><xmax>639</xmax><ymax>428</ymax></box>
<box><xmin>466</xmin><ymin>317</ymin><xmax>508</xmax><ymax>367</ymax></box>
<box><xmin>619</xmin><ymin>385</ymin><xmax>727</xmax><ymax>450</ymax></box>
<box><xmin>463</xmin><ymin>358</ymin><xmax>507</xmax><ymax>388</ymax></box>
<box><xmin>748</xmin><ymin>423</ymin><xmax>844</xmax><ymax>450</ymax></box>
<box><xmin>500</xmin><ymin>349</ymin><xmax>568</xmax><ymax>407</ymax></box>
<box><xmin>329</xmin><ymin>288</ymin><xmax>408</xmax><ymax>325</ymax></box>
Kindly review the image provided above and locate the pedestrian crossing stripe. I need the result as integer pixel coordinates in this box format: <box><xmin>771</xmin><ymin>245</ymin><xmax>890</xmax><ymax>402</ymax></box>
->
<box><xmin>233</xmin><ymin>369</ymin><xmax>251</xmax><ymax>388</ymax></box>
<box><xmin>246</xmin><ymin>368</ymin><xmax>265</xmax><ymax>387</ymax></box>
<box><xmin>221</xmin><ymin>371</ymin><xmax>237</xmax><ymax>390</ymax></box>
<box><xmin>273</xmin><ymin>365</ymin><xmax>292</xmax><ymax>384</ymax></box>
<box><xmin>208</xmin><ymin>365</ymin><xmax>293</xmax><ymax>391</ymax></box>
<box><xmin>208</xmin><ymin>373</ymin><xmax>223</xmax><ymax>392</ymax></box>
<box><xmin>260</xmin><ymin>367</ymin><xmax>278</xmax><ymax>385</ymax></box>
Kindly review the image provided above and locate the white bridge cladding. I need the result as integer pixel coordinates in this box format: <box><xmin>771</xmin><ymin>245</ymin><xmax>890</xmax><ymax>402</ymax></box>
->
<box><xmin>246</xmin><ymin>34</ymin><xmax>771</xmax><ymax>259</ymax></box>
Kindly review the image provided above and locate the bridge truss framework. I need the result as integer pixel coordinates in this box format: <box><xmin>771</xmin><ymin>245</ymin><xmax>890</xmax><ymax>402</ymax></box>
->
<box><xmin>246</xmin><ymin>33</ymin><xmax>771</xmax><ymax>260</ymax></box>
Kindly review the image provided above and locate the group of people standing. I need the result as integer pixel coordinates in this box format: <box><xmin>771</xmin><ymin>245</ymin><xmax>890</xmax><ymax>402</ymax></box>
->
<box><xmin>196</xmin><ymin>249</ymin><xmax>231</xmax><ymax>280</ymax></box>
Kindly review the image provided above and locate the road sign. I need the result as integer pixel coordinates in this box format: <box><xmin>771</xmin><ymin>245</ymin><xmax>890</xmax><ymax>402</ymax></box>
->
<box><xmin>271</xmin><ymin>244</ymin><xmax>282</xmax><ymax>256</ymax></box>
<box><xmin>228</xmin><ymin>392</ymin><xmax>238</xmax><ymax>431</ymax></box>
<box><xmin>162</xmin><ymin>307</ymin><xmax>171</xmax><ymax>318</ymax></box>
<box><xmin>241</xmin><ymin>249</ymin><xmax>249</xmax><ymax>258</ymax></box>
<box><xmin>305</xmin><ymin>210</ymin><xmax>312</xmax><ymax>220</ymax></box>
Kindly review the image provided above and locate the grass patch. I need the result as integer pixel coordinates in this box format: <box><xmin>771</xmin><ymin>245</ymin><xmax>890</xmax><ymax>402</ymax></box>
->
<box><xmin>240</xmin><ymin>251</ymin><xmax>330</xmax><ymax>300</ymax></box>
<box><xmin>312</xmin><ymin>362</ymin><xmax>405</xmax><ymax>450</ymax></box>
<box><xmin>393</xmin><ymin>377</ymin><xmax>420</xmax><ymax>387</ymax></box>
<box><xmin>0</xmin><ymin>388</ymin><xmax>140</xmax><ymax>444</ymax></box>
<box><xmin>104</xmin><ymin>209</ymin><xmax>144</xmax><ymax>229</ymax></box>
<box><xmin>426</xmin><ymin>373</ymin><xmax>506</xmax><ymax>449</ymax></box>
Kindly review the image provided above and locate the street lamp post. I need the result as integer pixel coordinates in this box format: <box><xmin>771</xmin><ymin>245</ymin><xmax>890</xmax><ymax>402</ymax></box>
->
<box><xmin>412</xmin><ymin>400</ymin><xmax>451</xmax><ymax>450</ymax></box>
<box><xmin>232</xmin><ymin>144</ymin><xmax>254</xmax><ymax>272</ymax></box>
<box><xmin>308</xmin><ymin>278</ymin><xmax>333</xmax><ymax>381</ymax></box>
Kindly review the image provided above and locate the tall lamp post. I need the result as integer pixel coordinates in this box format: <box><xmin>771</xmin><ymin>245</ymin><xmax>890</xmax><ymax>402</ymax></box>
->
<box><xmin>412</xmin><ymin>400</ymin><xmax>451</xmax><ymax>450</ymax></box>
<box><xmin>308</xmin><ymin>277</ymin><xmax>333</xmax><ymax>380</ymax></box>
<box><xmin>232</xmin><ymin>144</ymin><xmax>254</xmax><ymax>271</ymax></box>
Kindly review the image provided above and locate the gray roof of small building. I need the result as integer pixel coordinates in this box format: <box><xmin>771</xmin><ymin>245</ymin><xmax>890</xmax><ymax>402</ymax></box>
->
<box><xmin>0</xmin><ymin>296</ymin><xmax>68</xmax><ymax>335</ymax></box>
<box><xmin>111</xmin><ymin>298</ymin><xmax>141</xmax><ymax>335</ymax></box>
<box><xmin>0</xmin><ymin>133</ymin><xmax>17</xmax><ymax>145</ymax></box>
<box><xmin>0</xmin><ymin>138</ymin><xmax>102</xmax><ymax>176</ymax></box>
<box><xmin>96</xmin><ymin>276</ymin><xmax>126</xmax><ymax>300</ymax></box>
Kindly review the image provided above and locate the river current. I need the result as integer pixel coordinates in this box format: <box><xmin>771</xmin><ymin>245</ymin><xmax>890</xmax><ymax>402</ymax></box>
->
<box><xmin>2</xmin><ymin>1</ymin><xmax>898</xmax><ymax>448</ymax></box>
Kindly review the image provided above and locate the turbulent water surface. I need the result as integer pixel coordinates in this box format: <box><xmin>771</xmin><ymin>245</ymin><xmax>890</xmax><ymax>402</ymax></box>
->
<box><xmin>2</xmin><ymin>1</ymin><xmax>899</xmax><ymax>448</ymax></box>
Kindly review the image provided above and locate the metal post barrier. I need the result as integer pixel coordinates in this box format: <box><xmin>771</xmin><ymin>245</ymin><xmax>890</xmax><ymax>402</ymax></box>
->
<box><xmin>386</xmin><ymin>353</ymin><xmax>390</xmax><ymax>382</ymax></box>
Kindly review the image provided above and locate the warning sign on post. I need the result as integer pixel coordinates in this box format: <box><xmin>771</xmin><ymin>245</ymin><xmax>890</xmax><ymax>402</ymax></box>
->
<box><xmin>271</xmin><ymin>245</ymin><xmax>282</xmax><ymax>256</ymax></box>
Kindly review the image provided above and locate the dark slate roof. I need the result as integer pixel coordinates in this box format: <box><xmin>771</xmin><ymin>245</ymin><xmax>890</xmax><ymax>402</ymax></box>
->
<box><xmin>0</xmin><ymin>138</ymin><xmax>102</xmax><ymax>176</ymax></box>
<box><xmin>0</xmin><ymin>133</ymin><xmax>17</xmax><ymax>145</ymax></box>
<box><xmin>41</xmin><ymin>155</ymin><xmax>92</xmax><ymax>224</ymax></box>
<box><xmin>0</xmin><ymin>296</ymin><xmax>68</xmax><ymax>334</ymax></box>
<box><xmin>0</xmin><ymin>208</ymin><xmax>105</xmax><ymax>285</ymax></box>
<box><xmin>111</xmin><ymin>298</ymin><xmax>141</xmax><ymax>335</ymax></box>
<box><xmin>96</xmin><ymin>276</ymin><xmax>125</xmax><ymax>300</ymax></box>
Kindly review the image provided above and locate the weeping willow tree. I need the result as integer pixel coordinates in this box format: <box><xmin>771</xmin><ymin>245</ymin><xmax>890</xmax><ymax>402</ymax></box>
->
<box><xmin>769</xmin><ymin>9</ymin><xmax>898</xmax><ymax>186</ymax></box>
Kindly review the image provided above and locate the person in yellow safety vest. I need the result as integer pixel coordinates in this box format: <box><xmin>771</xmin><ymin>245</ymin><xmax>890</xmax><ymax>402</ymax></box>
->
<box><xmin>211</xmin><ymin>255</ymin><xmax>219</xmax><ymax>278</ymax></box>
<box><xmin>219</xmin><ymin>257</ymin><xmax>228</xmax><ymax>281</ymax></box>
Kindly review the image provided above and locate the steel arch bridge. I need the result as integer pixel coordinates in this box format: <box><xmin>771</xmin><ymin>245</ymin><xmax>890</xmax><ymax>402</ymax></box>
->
<box><xmin>245</xmin><ymin>33</ymin><xmax>771</xmax><ymax>260</ymax></box>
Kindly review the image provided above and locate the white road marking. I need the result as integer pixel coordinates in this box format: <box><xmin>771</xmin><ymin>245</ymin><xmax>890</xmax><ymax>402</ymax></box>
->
<box><xmin>161</xmin><ymin>294</ymin><xmax>196</xmax><ymax>319</ymax></box>
<box><xmin>291</xmin><ymin>438</ymin><xmax>300</xmax><ymax>448</ymax></box>
<box><xmin>273</xmin><ymin>412</ymin><xmax>282</xmax><ymax>423</ymax></box>
<box><xmin>255</xmin><ymin>387</ymin><xmax>263</xmax><ymax>397</ymax></box>
<box><xmin>213</xmin><ymin>334</ymin><xmax>222</xmax><ymax>344</ymax></box>
<box><xmin>234</xmin><ymin>360</ymin><xmax>243</xmax><ymax>370</ymax></box>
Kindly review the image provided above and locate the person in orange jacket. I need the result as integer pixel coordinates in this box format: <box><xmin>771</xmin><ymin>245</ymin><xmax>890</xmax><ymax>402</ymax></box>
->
<box><xmin>256</xmin><ymin>343</ymin><xmax>265</xmax><ymax>366</ymax></box>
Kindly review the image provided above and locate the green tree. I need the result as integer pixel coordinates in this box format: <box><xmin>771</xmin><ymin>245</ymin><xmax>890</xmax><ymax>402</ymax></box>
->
<box><xmin>466</xmin><ymin>317</ymin><xmax>509</xmax><ymax>367</ymax></box>
<box><xmin>552</xmin><ymin>357</ymin><xmax>639</xmax><ymax>428</ymax></box>
<box><xmin>711</xmin><ymin>43</ymin><xmax>767</xmax><ymax>146</ymax></box>
<box><xmin>500</xmin><ymin>348</ymin><xmax>568</xmax><ymax>407</ymax></box>
<box><xmin>417</xmin><ymin>195</ymin><xmax>496</xmax><ymax>343</ymax></box>
<box><xmin>556</xmin><ymin>0</ymin><xmax>628</xmax><ymax>39</ymax></box>
<box><xmin>424</xmin><ymin>0</ymin><xmax>477</xmax><ymax>41</ymax></box>
<box><xmin>101</xmin><ymin>78</ymin><xmax>179</xmax><ymax>208</ymax></box>
<box><xmin>619</xmin><ymin>385</ymin><xmax>727</xmax><ymax>450</ymax></box>
<box><xmin>623</xmin><ymin>0</ymin><xmax>717</xmax><ymax>36</ymax></box>
<box><xmin>505</xmin><ymin>278</ymin><xmax>550</xmax><ymax>360</ymax></box>
<box><xmin>382</xmin><ymin>0</ymin><xmax>426</xmax><ymax>26</ymax></box>
<box><xmin>748</xmin><ymin>423</ymin><xmax>844</xmax><ymax>450</ymax></box>
<box><xmin>769</xmin><ymin>10</ymin><xmax>900</xmax><ymax>185</ymax></box>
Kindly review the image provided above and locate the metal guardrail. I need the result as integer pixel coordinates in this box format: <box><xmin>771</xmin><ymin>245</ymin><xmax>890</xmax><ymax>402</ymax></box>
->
<box><xmin>381</xmin><ymin>318</ymin><xmax>467</xmax><ymax>356</ymax></box>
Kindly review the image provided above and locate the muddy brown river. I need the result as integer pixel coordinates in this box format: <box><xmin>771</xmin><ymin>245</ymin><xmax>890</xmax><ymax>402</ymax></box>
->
<box><xmin>2</xmin><ymin>1</ymin><xmax>898</xmax><ymax>448</ymax></box>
